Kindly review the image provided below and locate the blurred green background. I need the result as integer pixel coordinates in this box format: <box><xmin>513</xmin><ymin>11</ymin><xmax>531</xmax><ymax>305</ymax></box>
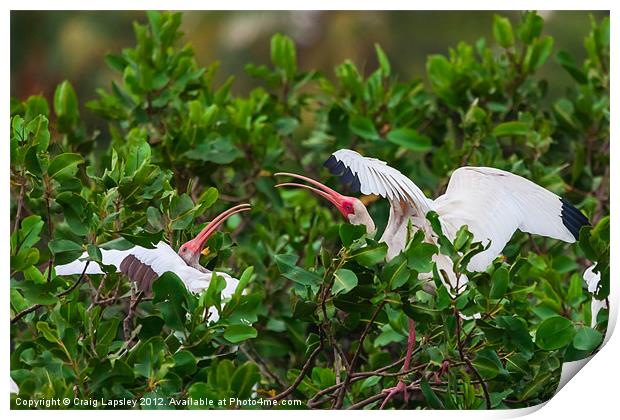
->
<box><xmin>11</xmin><ymin>10</ymin><xmax>608</xmax><ymax>113</ymax></box>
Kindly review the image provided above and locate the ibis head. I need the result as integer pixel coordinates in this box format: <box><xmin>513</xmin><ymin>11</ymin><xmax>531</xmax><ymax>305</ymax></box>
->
<box><xmin>275</xmin><ymin>172</ymin><xmax>375</xmax><ymax>234</ymax></box>
<box><xmin>178</xmin><ymin>203</ymin><xmax>251</xmax><ymax>270</ymax></box>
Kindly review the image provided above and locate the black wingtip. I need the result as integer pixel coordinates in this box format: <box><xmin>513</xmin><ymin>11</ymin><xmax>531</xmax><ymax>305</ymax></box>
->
<box><xmin>341</xmin><ymin>167</ymin><xmax>355</xmax><ymax>184</ymax></box>
<box><xmin>350</xmin><ymin>175</ymin><xmax>361</xmax><ymax>193</ymax></box>
<box><xmin>328</xmin><ymin>160</ymin><xmax>346</xmax><ymax>176</ymax></box>
<box><xmin>323</xmin><ymin>154</ymin><xmax>361</xmax><ymax>193</ymax></box>
<box><xmin>324</xmin><ymin>155</ymin><xmax>337</xmax><ymax>170</ymax></box>
<box><xmin>560</xmin><ymin>197</ymin><xmax>590</xmax><ymax>240</ymax></box>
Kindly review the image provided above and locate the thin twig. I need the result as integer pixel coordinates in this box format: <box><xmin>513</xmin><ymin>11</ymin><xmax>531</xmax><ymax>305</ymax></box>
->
<box><xmin>11</xmin><ymin>261</ymin><xmax>90</xmax><ymax>323</ymax></box>
<box><xmin>347</xmin><ymin>393</ymin><xmax>387</xmax><ymax>410</ymax></box>
<box><xmin>241</xmin><ymin>346</ymin><xmax>286</xmax><ymax>388</ymax></box>
<box><xmin>332</xmin><ymin>300</ymin><xmax>386</xmax><ymax>409</ymax></box>
<box><xmin>123</xmin><ymin>288</ymin><xmax>143</xmax><ymax>344</ymax></box>
<box><xmin>455</xmin><ymin>308</ymin><xmax>491</xmax><ymax>409</ymax></box>
<box><xmin>348</xmin><ymin>380</ymin><xmax>422</xmax><ymax>410</ymax></box>
<box><xmin>308</xmin><ymin>356</ymin><xmax>426</xmax><ymax>408</ymax></box>
<box><xmin>269</xmin><ymin>330</ymin><xmax>325</xmax><ymax>401</ymax></box>
<box><xmin>12</xmin><ymin>177</ymin><xmax>26</xmax><ymax>236</ymax></box>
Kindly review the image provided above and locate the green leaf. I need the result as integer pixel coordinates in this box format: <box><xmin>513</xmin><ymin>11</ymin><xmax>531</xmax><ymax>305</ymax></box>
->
<box><xmin>349</xmin><ymin>115</ymin><xmax>379</xmax><ymax>140</ymax></box>
<box><xmin>169</xmin><ymin>193</ymin><xmax>195</xmax><ymax>230</ymax></box>
<box><xmin>383</xmin><ymin>254</ymin><xmax>409</xmax><ymax>290</ymax></box>
<box><xmin>572</xmin><ymin>327</ymin><xmax>603</xmax><ymax>351</ymax></box>
<box><xmin>523</xmin><ymin>36</ymin><xmax>554</xmax><ymax>72</ymax></box>
<box><xmin>359</xmin><ymin>375</ymin><xmax>381</xmax><ymax>391</ymax></box>
<box><xmin>496</xmin><ymin>316</ymin><xmax>534</xmax><ymax>353</ymax></box>
<box><xmin>24</xmin><ymin>146</ymin><xmax>42</xmax><ymax>177</ymax></box>
<box><xmin>120</xmin><ymin>230</ymin><xmax>162</xmax><ymax>249</ymax></box>
<box><xmin>105</xmin><ymin>53</ymin><xmax>128</xmax><ymax>72</ymax></box>
<box><xmin>274</xmin><ymin>254</ymin><xmax>321</xmax><ymax>289</ymax></box>
<box><xmin>270</xmin><ymin>33</ymin><xmax>297</xmax><ymax>80</ymax></box>
<box><xmin>472</xmin><ymin>355</ymin><xmax>500</xmax><ymax>379</ymax></box>
<box><xmin>535</xmin><ymin>316</ymin><xmax>575</xmax><ymax>350</ymax></box>
<box><xmin>183</xmin><ymin>137</ymin><xmax>243</xmax><ymax>164</ymax></box>
<box><xmin>194</xmin><ymin>187</ymin><xmax>219</xmax><ymax>216</ymax></box>
<box><xmin>489</xmin><ymin>266</ymin><xmax>509</xmax><ymax>299</ymax></box>
<box><xmin>406</xmin><ymin>243</ymin><xmax>437</xmax><ymax>273</ymax></box>
<box><xmin>490</xmin><ymin>389</ymin><xmax>514</xmax><ymax>408</ymax></box>
<box><xmin>332</xmin><ymin>268</ymin><xmax>358</xmax><ymax>296</ymax></box>
<box><xmin>518</xmin><ymin>371</ymin><xmax>551</xmax><ymax>401</ymax></box>
<box><xmin>339</xmin><ymin>224</ymin><xmax>366</xmax><ymax>247</ymax></box>
<box><xmin>351</xmin><ymin>243</ymin><xmax>387</xmax><ymax>268</ymax></box>
<box><xmin>47</xmin><ymin>153</ymin><xmax>84</xmax><ymax>181</ymax></box>
<box><xmin>230</xmin><ymin>362</ymin><xmax>260</xmax><ymax>399</ymax></box>
<box><xmin>95</xmin><ymin>319</ymin><xmax>120</xmax><ymax>356</ymax></box>
<box><xmin>275</xmin><ymin>117</ymin><xmax>299</xmax><ymax>136</ymax></box>
<box><xmin>48</xmin><ymin>239</ymin><xmax>83</xmax><ymax>265</ymax></box>
<box><xmin>557</xmin><ymin>50</ymin><xmax>587</xmax><ymax>84</ymax></box>
<box><xmin>493</xmin><ymin>121</ymin><xmax>529</xmax><ymax>137</ymax></box>
<box><xmin>152</xmin><ymin>272</ymin><xmax>190</xmax><ymax>331</ymax></box>
<box><xmin>517</xmin><ymin>11</ymin><xmax>543</xmax><ymax>44</ymax></box>
<box><xmin>234</xmin><ymin>266</ymin><xmax>254</xmax><ymax>297</ymax></box>
<box><xmin>25</xmin><ymin>95</ymin><xmax>50</xmax><ymax>120</ymax></box>
<box><xmin>386</xmin><ymin>128</ymin><xmax>432</xmax><ymax>152</ymax></box>
<box><xmin>493</xmin><ymin>15</ymin><xmax>515</xmax><ymax>48</ymax></box>
<box><xmin>138</xmin><ymin>315</ymin><xmax>164</xmax><ymax>341</ymax></box>
<box><xmin>374</xmin><ymin>324</ymin><xmax>405</xmax><ymax>347</ymax></box>
<box><xmin>28</xmin><ymin>114</ymin><xmax>50</xmax><ymax>151</ymax></box>
<box><xmin>471</xmin><ymin>353</ymin><xmax>502</xmax><ymax>385</ymax></box>
<box><xmin>172</xmin><ymin>350</ymin><xmax>198</xmax><ymax>376</ymax></box>
<box><xmin>13</xmin><ymin>215</ymin><xmax>44</xmax><ymax>253</ymax></box>
<box><xmin>126</xmin><ymin>140</ymin><xmax>151</xmax><ymax>175</ymax></box>
<box><xmin>54</xmin><ymin>80</ymin><xmax>79</xmax><ymax>124</ymax></box>
<box><xmin>224</xmin><ymin>324</ymin><xmax>258</xmax><ymax>343</ymax></box>
<box><xmin>452</xmin><ymin>225</ymin><xmax>473</xmax><ymax>251</ymax></box>
<box><xmin>36</xmin><ymin>321</ymin><xmax>60</xmax><ymax>344</ymax></box>
<box><xmin>374</xmin><ymin>43</ymin><xmax>391</xmax><ymax>76</ymax></box>
<box><xmin>420</xmin><ymin>377</ymin><xmax>444</xmax><ymax>409</ymax></box>
<box><xmin>90</xmin><ymin>360</ymin><xmax>134</xmax><ymax>392</ymax></box>
<box><xmin>426</xmin><ymin>55</ymin><xmax>456</xmax><ymax>106</ymax></box>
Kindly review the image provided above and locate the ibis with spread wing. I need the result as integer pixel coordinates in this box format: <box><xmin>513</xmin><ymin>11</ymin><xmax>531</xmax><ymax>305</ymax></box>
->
<box><xmin>276</xmin><ymin>149</ymin><xmax>589</xmax><ymax>407</ymax></box>
<box><xmin>55</xmin><ymin>203</ymin><xmax>252</xmax><ymax>301</ymax></box>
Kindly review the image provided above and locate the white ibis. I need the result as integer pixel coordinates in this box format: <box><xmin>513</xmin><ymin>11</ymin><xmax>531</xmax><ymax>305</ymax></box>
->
<box><xmin>55</xmin><ymin>203</ymin><xmax>251</xmax><ymax>318</ymax></box>
<box><xmin>584</xmin><ymin>265</ymin><xmax>607</xmax><ymax>328</ymax></box>
<box><xmin>10</xmin><ymin>378</ymin><xmax>18</xmax><ymax>395</ymax></box>
<box><xmin>276</xmin><ymin>148</ymin><xmax>590</xmax><ymax>407</ymax></box>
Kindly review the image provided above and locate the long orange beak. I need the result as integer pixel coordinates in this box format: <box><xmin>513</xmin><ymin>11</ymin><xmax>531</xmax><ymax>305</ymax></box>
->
<box><xmin>275</xmin><ymin>172</ymin><xmax>348</xmax><ymax>217</ymax></box>
<box><xmin>191</xmin><ymin>203</ymin><xmax>252</xmax><ymax>250</ymax></box>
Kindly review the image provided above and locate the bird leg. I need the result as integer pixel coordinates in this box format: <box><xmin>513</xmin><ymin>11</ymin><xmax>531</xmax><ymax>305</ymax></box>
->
<box><xmin>380</xmin><ymin>318</ymin><xmax>416</xmax><ymax>409</ymax></box>
<box><xmin>433</xmin><ymin>360</ymin><xmax>450</xmax><ymax>383</ymax></box>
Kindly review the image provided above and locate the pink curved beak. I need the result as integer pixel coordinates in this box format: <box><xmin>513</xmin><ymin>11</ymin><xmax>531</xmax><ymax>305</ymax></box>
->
<box><xmin>275</xmin><ymin>172</ymin><xmax>347</xmax><ymax>217</ymax></box>
<box><xmin>192</xmin><ymin>203</ymin><xmax>252</xmax><ymax>249</ymax></box>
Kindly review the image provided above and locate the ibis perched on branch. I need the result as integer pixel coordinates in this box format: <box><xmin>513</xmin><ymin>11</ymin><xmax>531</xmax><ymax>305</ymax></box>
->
<box><xmin>276</xmin><ymin>148</ymin><xmax>590</xmax><ymax>407</ymax></box>
<box><xmin>56</xmin><ymin>203</ymin><xmax>252</xmax><ymax>299</ymax></box>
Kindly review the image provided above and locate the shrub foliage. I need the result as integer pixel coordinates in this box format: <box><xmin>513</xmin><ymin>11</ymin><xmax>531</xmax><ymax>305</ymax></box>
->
<box><xmin>10</xmin><ymin>11</ymin><xmax>609</xmax><ymax>409</ymax></box>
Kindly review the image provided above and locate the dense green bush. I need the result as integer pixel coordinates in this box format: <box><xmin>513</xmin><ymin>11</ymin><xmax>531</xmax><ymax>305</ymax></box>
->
<box><xmin>10</xmin><ymin>11</ymin><xmax>609</xmax><ymax>409</ymax></box>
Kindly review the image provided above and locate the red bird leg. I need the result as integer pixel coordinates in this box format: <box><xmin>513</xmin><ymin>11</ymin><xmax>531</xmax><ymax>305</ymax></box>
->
<box><xmin>380</xmin><ymin>318</ymin><xmax>416</xmax><ymax>409</ymax></box>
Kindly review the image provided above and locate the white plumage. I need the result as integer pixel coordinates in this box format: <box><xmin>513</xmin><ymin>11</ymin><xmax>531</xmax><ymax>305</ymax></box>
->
<box><xmin>55</xmin><ymin>203</ymin><xmax>252</xmax><ymax>320</ymax></box>
<box><xmin>56</xmin><ymin>241</ymin><xmax>238</xmax><ymax>295</ymax></box>
<box><xmin>55</xmin><ymin>241</ymin><xmax>240</xmax><ymax>321</ymax></box>
<box><xmin>278</xmin><ymin>152</ymin><xmax>592</xmax><ymax>406</ymax></box>
<box><xmin>10</xmin><ymin>378</ymin><xmax>18</xmax><ymax>395</ymax></box>
<box><xmin>325</xmin><ymin>149</ymin><xmax>588</xmax><ymax>290</ymax></box>
<box><xmin>433</xmin><ymin>166</ymin><xmax>576</xmax><ymax>271</ymax></box>
<box><xmin>329</xmin><ymin>149</ymin><xmax>433</xmax><ymax>214</ymax></box>
<box><xmin>584</xmin><ymin>265</ymin><xmax>607</xmax><ymax>328</ymax></box>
